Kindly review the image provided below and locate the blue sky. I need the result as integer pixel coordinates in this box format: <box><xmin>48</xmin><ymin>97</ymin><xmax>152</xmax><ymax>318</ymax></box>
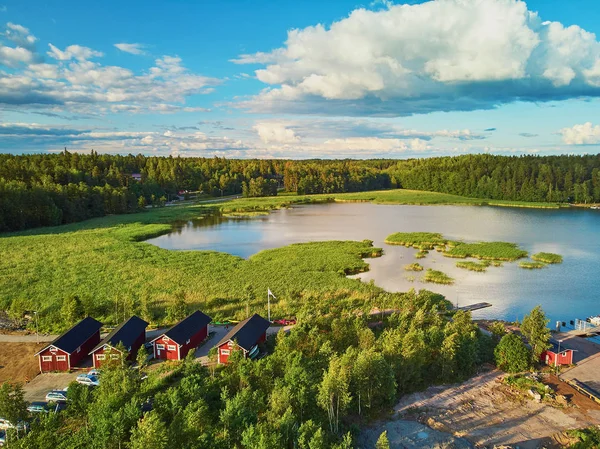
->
<box><xmin>1</xmin><ymin>0</ymin><xmax>599</xmax><ymax>158</ymax></box>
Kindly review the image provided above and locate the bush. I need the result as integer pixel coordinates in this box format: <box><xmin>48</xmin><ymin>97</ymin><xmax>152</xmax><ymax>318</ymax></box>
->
<box><xmin>494</xmin><ymin>333</ymin><xmax>531</xmax><ymax>373</ymax></box>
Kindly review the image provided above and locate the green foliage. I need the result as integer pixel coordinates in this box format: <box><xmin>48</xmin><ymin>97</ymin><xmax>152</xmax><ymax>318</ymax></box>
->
<box><xmin>456</xmin><ymin>260</ymin><xmax>491</xmax><ymax>272</ymax></box>
<box><xmin>444</xmin><ymin>241</ymin><xmax>528</xmax><ymax>261</ymax></box>
<box><xmin>567</xmin><ymin>426</ymin><xmax>600</xmax><ymax>449</ymax></box>
<box><xmin>423</xmin><ymin>269</ymin><xmax>454</xmax><ymax>285</ymax></box>
<box><xmin>519</xmin><ymin>261</ymin><xmax>547</xmax><ymax>269</ymax></box>
<box><xmin>61</xmin><ymin>295</ymin><xmax>84</xmax><ymax>326</ymax></box>
<box><xmin>0</xmin><ymin>382</ymin><xmax>28</xmax><ymax>430</ymax></box>
<box><xmin>404</xmin><ymin>263</ymin><xmax>424</xmax><ymax>272</ymax></box>
<box><xmin>494</xmin><ymin>334</ymin><xmax>531</xmax><ymax>373</ymax></box>
<box><xmin>488</xmin><ymin>321</ymin><xmax>507</xmax><ymax>340</ymax></box>
<box><xmin>385</xmin><ymin>232</ymin><xmax>447</xmax><ymax>248</ymax></box>
<box><xmin>376</xmin><ymin>430</ymin><xmax>391</xmax><ymax>449</ymax></box>
<box><xmin>521</xmin><ymin>306</ymin><xmax>551</xmax><ymax>362</ymax></box>
<box><xmin>531</xmin><ymin>252</ymin><xmax>563</xmax><ymax>264</ymax></box>
<box><xmin>130</xmin><ymin>411</ymin><xmax>168</xmax><ymax>449</ymax></box>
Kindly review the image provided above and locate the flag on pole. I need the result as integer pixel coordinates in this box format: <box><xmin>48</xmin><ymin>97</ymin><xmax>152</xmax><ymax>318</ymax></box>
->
<box><xmin>267</xmin><ymin>288</ymin><xmax>276</xmax><ymax>322</ymax></box>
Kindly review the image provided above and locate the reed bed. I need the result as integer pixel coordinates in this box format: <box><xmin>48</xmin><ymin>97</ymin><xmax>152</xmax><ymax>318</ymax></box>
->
<box><xmin>404</xmin><ymin>263</ymin><xmax>424</xmax><ymax>272</ymax></box>
<box><xmin>423</xmin><ymin>269</ymin><xmax>455</xmax><ymax>285</ymax></box>
<box><xmin>531</xmin><ymin>252</ymin><xmax>563</xmax><ymax>264</ymax></box>
<box><xmin>519</xmin><ymin>261</ymin><xmax>547</xmax><ymax>269</ymax></box>
<box><xmin>456</xmin><ymin>261</ymin><xmax>491</xmax><ymax>272</ymax></box>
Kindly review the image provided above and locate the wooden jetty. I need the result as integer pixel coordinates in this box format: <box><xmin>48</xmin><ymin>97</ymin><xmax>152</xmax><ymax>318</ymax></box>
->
<box><xmin>455</xmin><ymin>302</ymin><xmax>492</xmax><ymax>312</ymax></box>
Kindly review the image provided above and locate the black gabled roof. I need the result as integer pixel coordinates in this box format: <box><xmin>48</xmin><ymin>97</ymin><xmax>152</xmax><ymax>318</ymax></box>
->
<box><xmin>215</xmin><ymin>314</ymin><xmax>270</xmax><ymax>351</ymax></box>
<box><xmin>90</xmin><ymin>316</ymin><xmax>148</xmax><ymax>354</ymax></box>
<box><xmin>36</xmin><ymin>317</ymin><xmax>103</xmax><ymax>355</ymax></box>
<box><xmin>158</xmin><ymin>310</ymin><xmax>212</xmax><ymax>345</ymax></box>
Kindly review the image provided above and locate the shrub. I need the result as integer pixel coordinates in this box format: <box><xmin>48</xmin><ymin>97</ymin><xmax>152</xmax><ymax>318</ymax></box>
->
<box><xmin>494</xmin><ymin>334</ymin><xmax>531</xmax><ymax>373</ymax></box>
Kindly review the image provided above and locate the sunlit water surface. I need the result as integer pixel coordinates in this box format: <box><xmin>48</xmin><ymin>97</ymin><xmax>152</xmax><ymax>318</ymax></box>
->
<box><xmin>148</xmin><ymin>203</ymin><xmax>600</xmax><ymax>324</ymax></box>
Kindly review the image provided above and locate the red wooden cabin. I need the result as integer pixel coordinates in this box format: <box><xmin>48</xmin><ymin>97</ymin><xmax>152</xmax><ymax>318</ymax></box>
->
<box><xmin>215</xmin><ymin>314</ymin><xmax>271</xmax><ymax>364</ymax></box>
<box><xmin>541</xmin><ymin>342</ymin><xmax>574</xmax><ymax>367</ymax></box>
<box><xmin>89</xmin><ymin>316</ymin><xmax>148</xmax><ymax>368</ymax></box>
<box><xmin>151</xmin><ymin>311</ymin><xmax>211</xmax><ymax>361</ymax></box>
<box><xmin>35</xmin><ymin>317</ymin><xmax>103</xmax><ymax>373</ymax></box>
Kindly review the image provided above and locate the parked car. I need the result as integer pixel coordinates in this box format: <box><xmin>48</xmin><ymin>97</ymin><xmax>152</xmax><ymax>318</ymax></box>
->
<box><xmin>0</xmin><ymin>429</ymin><xmax>5</xmax><ymax>446</ymax></box>
<box><xmin>0</xmin><ymin>418</ymin><xmax>29</xmax><ymax>431</ymax></box>
<box><xmin>87</xmin><ymin>369</ymin><xmax>101</xmax><ymax>377</ymax></box>
<box><xmin>27</xmin><ymin>402</ymin><xmax>49</xmax><ymax>414</ymax></box>
<box><xmin>76</xmin><ymin>374</ymin><xmax>99</xmax><ymax>386</ymax></box>
<box><xmin>272</xmin><ymin>318</ymin><xmax>297</xmax><ymax>326</ymax></box>
<box><xmin>45</xmin><ymin>390</ymin><xmax>68</xmax><ymax>403</ymax></box>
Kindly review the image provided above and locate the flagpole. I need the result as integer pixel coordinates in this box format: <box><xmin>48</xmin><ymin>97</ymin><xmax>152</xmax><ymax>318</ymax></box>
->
<box><xmin>267</xmin><ymin>289</ymin><xmax>271</xmax><ymax>322</ymax></box>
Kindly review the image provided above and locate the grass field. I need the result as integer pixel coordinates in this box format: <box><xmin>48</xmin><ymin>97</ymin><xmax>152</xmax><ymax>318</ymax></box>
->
<box><xmin>0</xmin><ymin>188</ymin><xmax>561</xmax><ymax>333</ymax></box>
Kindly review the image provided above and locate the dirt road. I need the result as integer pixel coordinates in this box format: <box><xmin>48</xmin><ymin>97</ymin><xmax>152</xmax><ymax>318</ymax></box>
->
<box><xmin>395</xmin><ymin>369</ymin><xmax>600</xmax><ymax>449</ymax></box>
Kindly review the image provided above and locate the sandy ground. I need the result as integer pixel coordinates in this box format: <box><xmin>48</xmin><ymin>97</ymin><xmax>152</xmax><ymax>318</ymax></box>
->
<box><xmin>0</xmin><ymin>342</ymin><xmax>46</xmax><ymax>383</ymax></box>
<box><xmin>394</xmin><ymin>369</ymin><xmax>600</xmax><ymax>449</ymax></box>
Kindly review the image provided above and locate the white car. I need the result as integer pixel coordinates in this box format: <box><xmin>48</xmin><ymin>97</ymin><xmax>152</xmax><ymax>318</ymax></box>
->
<box><xmin>87</xmin><ymin>369</ymin><xmax>101</xmax><ymax>377</ymax></box>
<box><xmin>0</xmin><ymin>418</ymin><xmax>28</xmax><ymax>431</ymax></box>
<box><xmin>45</xmin><ymin>390</ymin><xmax>68</xmax><ymax>403</ymax></box>
<box><xmin>76</xmin><ymin>374</ymin><xmax>99</xmax><ymax>386</ymax></box>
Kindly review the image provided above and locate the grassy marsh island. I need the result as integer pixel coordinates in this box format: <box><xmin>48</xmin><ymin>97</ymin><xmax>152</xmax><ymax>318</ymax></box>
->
<box><xmin>443</xmin><ymin>241</ymin><xmax>528</xmax><ymax>261</ymax></box>
<box><xmin>404</xmin><ymin>263</ymin><xmax>424</xmax><ymax>272</ymax></box>
<box><xmin>423</xmin><ymin>269</ymin><xmax>455</xmax><ymax>285</ymax></box>
<box><xmin>456</xmin><ymin>261</ymin><xmax>492</xmax><ymax>272</ymax></box>
<box><xmin>415</xmin><ymin>250</ymin><xmax>429</xmax><ymax>259</ymax></box>
<box><xmin>519</xmin><ymin>261</ymin><xmax>547</xmax><ymax>269</ymax></box>
<box><xmin>531</xmin><ymin>252</ymin><xmax>563</xmax><ymax>264</ymax></box>
<box><xmin>385</xmin><ymin>232</ymin><xmax>448</xmax><ymax>249</ymax></box>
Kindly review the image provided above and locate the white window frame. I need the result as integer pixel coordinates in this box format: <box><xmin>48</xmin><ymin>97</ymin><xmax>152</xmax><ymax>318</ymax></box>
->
<box><xmin>167</xmin><ymin>345</ymin><xmax>176</xmax><ymax>351</ymax></box>
<box><xmin>221</xmin><ymin>349</ymin><xmax>230</xmax><ymax>355</ymax></box>
<box><xmin>110</xmin><ymin>354</ymin><xmax>119</xmax><ymax>360</ymax></box>
<box><xmin>156</xmin><ymin>344</ymin><xmax>165</xmax><ymax>350</ymax></box>
<box><xmin>96</xmin><ymin>354</ymin><xmax>106</xmax><ymax>360</ymax></box>
<box><xmin>56</xmin><ymin>355</ymin><xmax>66</xmax><ymax>362</ymax></box>
<box><xmin>42</xmin><ymin>356</ymin><xmax>52</xmax><ymax>362</ymax></box>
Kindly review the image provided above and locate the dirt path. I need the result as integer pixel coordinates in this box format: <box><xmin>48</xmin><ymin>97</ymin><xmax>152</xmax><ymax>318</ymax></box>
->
<box><xmin>395</xmin><ymin>369</ymin><xmax>600</xmax><ymax>449</ymax></box>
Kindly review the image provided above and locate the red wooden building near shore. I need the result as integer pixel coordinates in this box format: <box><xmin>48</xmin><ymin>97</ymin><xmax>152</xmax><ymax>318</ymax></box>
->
<box><xmin>215</xmin><ymin>314</ymin><xmax>271</xmax><ymax>364</ymax></box>
<box><xmin>541</xmin><ymin>342</ymin><xmax>575</xmax><ymax>367</ymax></box>
<box><xmin>35</xmin><ymin>317</ymin><xmax>103</xmax><ymax>373</ymax></box>
<box><xmin>89</xmin><ymin>316</ymin><xmax>148</xmax><ymax>368</ymax></box>
<box><xmin>151</xmin><ymin>311</ymin><xmax>211</xmax><ymax>361</ymax></box>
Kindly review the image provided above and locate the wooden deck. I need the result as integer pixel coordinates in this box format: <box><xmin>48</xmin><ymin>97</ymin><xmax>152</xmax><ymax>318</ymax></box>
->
<box><xmin>454</xmin><ymin>302</ymin><xmax>492</xmax><ymax>312</ymax></box>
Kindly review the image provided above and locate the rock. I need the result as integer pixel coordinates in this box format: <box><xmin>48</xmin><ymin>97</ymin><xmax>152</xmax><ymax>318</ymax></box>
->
<box><xmin>528</xmin><ymin>389</ymin><xmax>542</xmax><ymax>402</ymax></box>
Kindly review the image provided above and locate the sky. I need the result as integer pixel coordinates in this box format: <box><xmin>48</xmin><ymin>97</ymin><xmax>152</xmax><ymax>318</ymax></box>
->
<box><xmin>1</xmin><ymin>0</ymin><xmax>600</xmax><ymax>159</ymax></box>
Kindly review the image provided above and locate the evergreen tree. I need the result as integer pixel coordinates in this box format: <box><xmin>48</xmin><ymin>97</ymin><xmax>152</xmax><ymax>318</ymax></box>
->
<box><xmin>376</xmin><ymin>430</ymin><xmax>391</xmax><ymax>449</ymax></box>
<box><xmin>521</xmin><ymin>306</ymin><xmax>551</xmax><ymax>362</ymax></box>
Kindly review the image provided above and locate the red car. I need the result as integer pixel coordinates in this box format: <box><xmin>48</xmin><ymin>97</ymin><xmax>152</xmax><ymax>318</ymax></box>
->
<box><xmin>272</xmin><ymin>318</ymin><xmax>296</xmax><ymax>326</ymax></box>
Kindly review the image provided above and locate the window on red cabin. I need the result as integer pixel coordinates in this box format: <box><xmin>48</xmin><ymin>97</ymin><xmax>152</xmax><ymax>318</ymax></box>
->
<box><xmin>42</xmin><ymin>356</ymin><xmax>52</xmax><ymax>362</ymax></box>
<box><xmin>56</xmin><ymin>356</ymin><xmax>66</xmax><ymax>361</ymax></box>
<box><xmin>167</xmin><ymin>345</ymin><xmax>176</xmax><ymax>351</ymax></box>
<box><xmin>156</xmin><ymin>344</ymin><xmax>165</xmax><ymax>350</ymax></box>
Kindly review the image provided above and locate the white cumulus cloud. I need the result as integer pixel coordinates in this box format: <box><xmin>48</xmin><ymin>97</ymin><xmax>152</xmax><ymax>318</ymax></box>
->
<box><xmin>235</xmin><ymin>0</ymin><xmax>600</xmax><ymax>116</ymax></box>
<box><xmin>561</xmin><ymin>122</ymin><xmax>600</xmax><ymax>145</ymax></box>
<box><xmin>254</xmin><ymin>122</ymin><xmax>301</xmax><ymax>144</ymax></box>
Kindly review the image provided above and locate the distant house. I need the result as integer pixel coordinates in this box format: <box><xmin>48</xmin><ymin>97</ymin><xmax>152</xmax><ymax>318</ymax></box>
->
<box><xmin>541</xmin><ymin>342</ymin><xmax>574</xmax><ymax>366</ymax></box>
<box><xmin>151</xmin><ymin>311</ymin><xmax>212</xmax><ymax>361</ymax></box>
<box><xmin>35</xmin><ymin>317</ymin><xmax>103</xmax><ymax>373</ymax></box>
<box><xmin>89</xmin><ymin>316</ymin><xmax>148</xmax><ymax>368</ymax></box>
<box><xmin>215</xmin><ymin>314</ymin><xmax>271</xmax><ymax>364</ymax></box>
<box><xmin>131</xmin><ymin>173</ymin><xmax>142</xmax><ymax>182</ymax></box>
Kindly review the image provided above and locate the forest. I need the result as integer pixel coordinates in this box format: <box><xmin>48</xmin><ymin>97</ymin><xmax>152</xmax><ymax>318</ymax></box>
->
<box><xmin>2</xmin><ymin>151</ymin><xmax>600</xmax><ymax>232</ymax></box>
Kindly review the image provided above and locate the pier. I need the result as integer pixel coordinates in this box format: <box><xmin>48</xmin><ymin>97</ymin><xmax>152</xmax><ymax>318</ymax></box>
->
<box><xmin>455</xmin><ymin>302</ymin><xmax>493</xmax><ymax>312</ymax></box>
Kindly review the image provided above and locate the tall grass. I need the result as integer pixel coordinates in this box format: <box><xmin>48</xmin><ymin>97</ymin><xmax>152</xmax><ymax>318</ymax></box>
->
<box><xmin>443</xmin><ymin>242</ymin><xmax>528</xmax><ymax>261</ymax></box>
<box><xmin>519</xmin><ymin>261</ymin><xmax>547</xmax><ymax>269</ymax></box>
<box><xmin>385</xmin><ymin>232</ymin><xmax>447</xmax><ymax>249</ymax></box>
<box><xmin>404</xmin><ymin>263</ymin><xmax>424</xmax><ymax>272</ymax></box>
<box><xmin>531</xmin><ymin>252</ymin><xmax>563</xmax><ymax>264</ymax></box>
<box><xmin>423</xmin><ymin>269</ymin><xmax>455</xmax><ymax>285</ymax></box>
<box><xmin>456</xmin><ymin>261</ymin><xmax>491</xmax><ymax>272</ymax></box>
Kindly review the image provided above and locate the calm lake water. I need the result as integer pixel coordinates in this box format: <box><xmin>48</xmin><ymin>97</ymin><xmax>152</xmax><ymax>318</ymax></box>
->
<box><xmin>148</xmin><ymin>203</ymin><xmax>600</xmax><ymax>324</ymax></box>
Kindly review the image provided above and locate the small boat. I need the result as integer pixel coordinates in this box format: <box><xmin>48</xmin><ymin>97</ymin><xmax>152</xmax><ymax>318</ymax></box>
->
<box><xmin>591</xmin><ymin>206</ymin><xmax>600</xmax><ymax>210</ymax></box>
<box><xmin>587</xmin><ymin>315</ymin><xmax>600</xmax><ymax>326</ymax></box>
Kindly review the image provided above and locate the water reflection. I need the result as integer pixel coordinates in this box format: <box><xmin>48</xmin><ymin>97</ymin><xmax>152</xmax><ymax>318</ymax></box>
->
<box><xmin>147</xmin><ymin>203</ymin><xmax>600</xmax><ymax>324</ymax></box>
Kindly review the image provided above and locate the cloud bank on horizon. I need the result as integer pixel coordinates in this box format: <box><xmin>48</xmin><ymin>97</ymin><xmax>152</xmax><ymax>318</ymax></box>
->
<box><xmin>0</xmin><ymin>0</ymin><xmax>599</xmax><ymax>158</ymax></box>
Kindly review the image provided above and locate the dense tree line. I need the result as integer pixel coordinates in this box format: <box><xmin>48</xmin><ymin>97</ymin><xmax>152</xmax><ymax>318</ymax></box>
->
<box><xmin>4</xmin><ymin>292</ymin><xmax>495</xmax><ymax>449</ymax></box>
<box><xmin>2</xmin><ymin>151</ymin><xmax>600</xmax><ymax>232</ymax></box>
<box><xmin>389</xmin><ymin>154</ymin><xmax>600</xmax><ymax>204</ymax></box>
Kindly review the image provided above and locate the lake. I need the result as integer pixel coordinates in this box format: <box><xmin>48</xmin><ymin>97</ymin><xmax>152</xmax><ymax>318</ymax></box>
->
<box><xmin>148</xmin><ymin>202</ymin><xmax>600</xmax><ymax>324</ymax></box>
